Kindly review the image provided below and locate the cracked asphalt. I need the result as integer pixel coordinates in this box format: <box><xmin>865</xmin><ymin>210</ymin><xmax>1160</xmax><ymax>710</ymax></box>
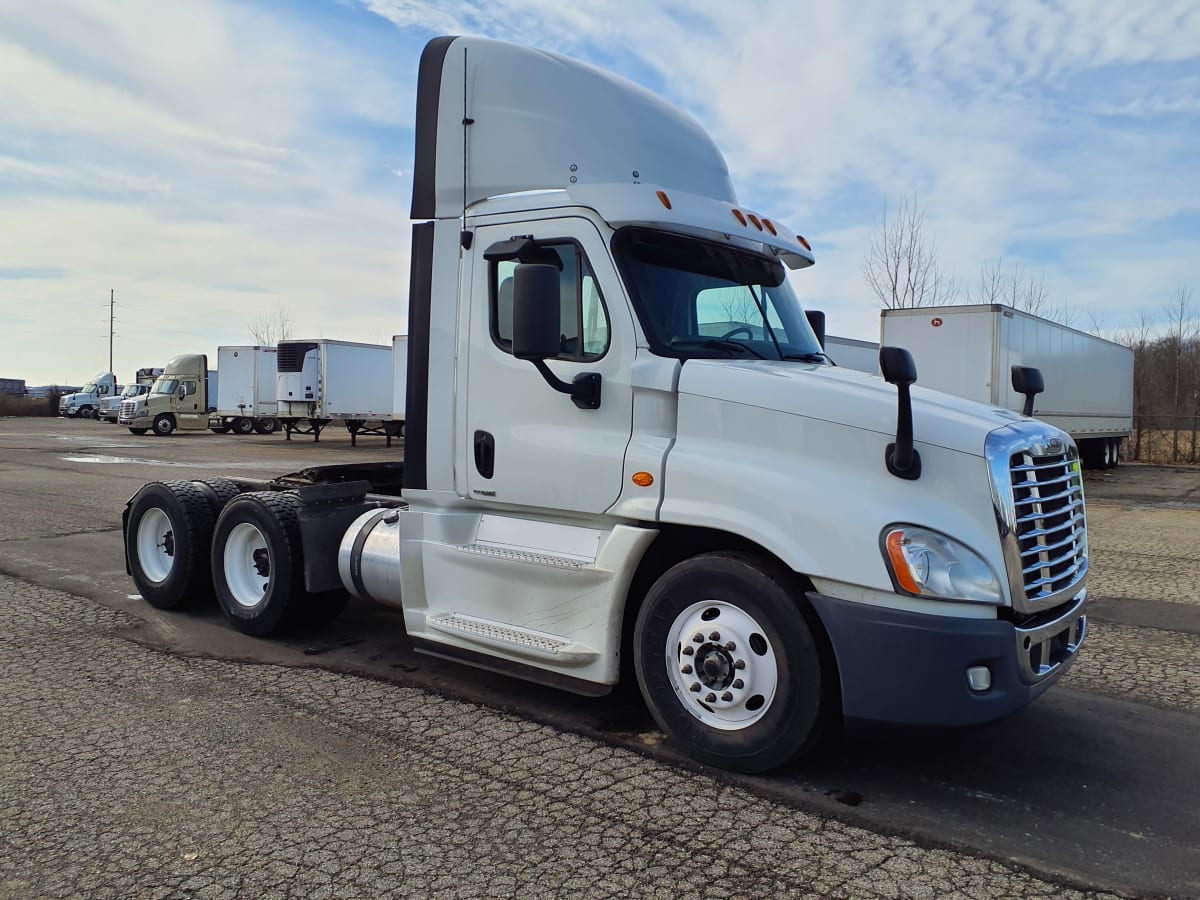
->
<box><xmin>1</xmin><ymin>419</ymin><xmax>1197</xmax><ymax>897</ymax></box>
<box><xmin>0</xmin><ymin>575</ymin><xmax>1113</xmax><ymax>899</ymax></box>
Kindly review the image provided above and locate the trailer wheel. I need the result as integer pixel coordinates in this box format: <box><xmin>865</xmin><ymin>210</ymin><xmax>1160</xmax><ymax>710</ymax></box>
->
<box><xmin>129</xmin><ymin>427</ymin><xmax>148</xmax><ymax>435</ymax></box>
<box><xmin>153</xmin><ymin>414</ymin><xmax>175</xmax><ymax>436</ymax></box>
<box><xmin>125</xmin><ymin>480</ymin><xmax>216</xmax><ymax>609</ymax></box>
<box><xmin>252</xmin><ymin>417</ymin><xmax>279</xmax><ymax>435</ymax></box>
<box><xmin>634</xmin><ymin>552</ymin><xmax>835</xmax><ymax>773</ymax></box>
<box><xmin>231</xmin><ymin>417</ymin><xmax>255</xmax><ymax>435</ymax></box>
<box><xmin>212</xmin><ymin>491</ymin><xmax>311</xmax><ymax>636</ymax></box>
<box><xmin>1109</xmin><ymin>439</ymin><xmax>1121</xmax><ymax>468</ymax></box>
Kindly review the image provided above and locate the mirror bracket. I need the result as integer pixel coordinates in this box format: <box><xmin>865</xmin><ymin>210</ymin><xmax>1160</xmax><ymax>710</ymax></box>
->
<box><xmin>531</xmin><ymin>361</ymin><xmax>602</xmax><ymax>410</ymax></box>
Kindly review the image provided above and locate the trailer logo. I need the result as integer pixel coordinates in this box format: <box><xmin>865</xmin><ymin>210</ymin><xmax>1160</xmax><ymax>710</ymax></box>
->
<box><xmin>931</xmin><ymin>317</ymin><xmax>943</xmax><ymax>327</ymax></box>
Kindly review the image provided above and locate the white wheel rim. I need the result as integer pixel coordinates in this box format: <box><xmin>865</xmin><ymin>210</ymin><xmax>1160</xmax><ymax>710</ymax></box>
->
<box><xmin>136</xmin><ymin>507</ymin><xmax>175</xmax><ymax>583</ymax></box>
<box><xmin>665</xmin><ymin>600</ymin><xmax>779</xmax><ymax>731</ymax></box>
<box><xmin>223</xmin><ymin>522</ymin><xmax>271</xmax><ymax>608</ymax></box>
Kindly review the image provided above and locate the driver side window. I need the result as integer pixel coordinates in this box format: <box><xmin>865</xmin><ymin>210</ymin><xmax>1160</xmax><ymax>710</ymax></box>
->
<box><xmin>491</xmin><ymin>241</ymin><xmax>610</xmax><ymax>362</ymax></box>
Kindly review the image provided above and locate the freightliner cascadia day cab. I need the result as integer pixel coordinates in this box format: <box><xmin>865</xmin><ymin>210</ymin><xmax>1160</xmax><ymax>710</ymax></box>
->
<box><xmin>59</xmin><ymin>372</ymin><xmax>118</xmax><ymax>418</ymax></box>
<box><xmin>99</xmin><ymin>367</ymin><xmax>162</xmax><ymax>423</ymax></box>
<box><xmin>208</xmin><ymin>345</ymin><xmax>280</xmax><ymax>435</ymax></box>
<box><xmin>120</xmin><ymin>354</ymin><xmax>217</xmax><ymax>436</ymax></box>
<box><xmin>121</xmin><ymin>36</ymin><xmax>1089</xmax><ymax>772</ymax></box>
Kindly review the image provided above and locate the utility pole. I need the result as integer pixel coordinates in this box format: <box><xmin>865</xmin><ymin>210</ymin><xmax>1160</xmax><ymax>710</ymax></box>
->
<box><xmin>109</xmin><ymin>289</ymin><xmax>115</xmax><ymax>373</ymax></box>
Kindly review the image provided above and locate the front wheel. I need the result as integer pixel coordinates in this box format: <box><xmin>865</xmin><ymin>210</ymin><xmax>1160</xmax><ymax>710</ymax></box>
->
<box><xmin>634</xmin><ymin>552</ymin><xmax>836</xmax><ymax>773</ymax></box>
<box><xmin>129</xmin><ymin>427</ymin><xmax>148</xmax><ymax>435</ymax></box>
<box><xmin>78</xmin><ymin>407</ymin><xmax>93</xmax><ymax>419</ymax></box>
<box><xmin>153</xmin><ymin>414</ymin><xmax>175</xmax><ymax>436</ymax></box>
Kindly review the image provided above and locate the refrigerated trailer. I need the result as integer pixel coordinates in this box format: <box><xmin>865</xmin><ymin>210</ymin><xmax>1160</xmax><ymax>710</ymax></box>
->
<box><xmin>209</xmin><ymin>345</ymin><xmax>280</xmax><ymax>435</ymax></box>
<box><xmin>122</xmin><ymin>35</ymin><xmax>1090</xmax><ymax>774</ymax></box>
<box><xmin>881</xmin><ymin>305</ymin><xmax>1133</xmax><ymax>468</ymax></box>
<box><xmin>276</xmin><ymin>339</ymin><xmax>401</xmax><ymax>445</ymax></box>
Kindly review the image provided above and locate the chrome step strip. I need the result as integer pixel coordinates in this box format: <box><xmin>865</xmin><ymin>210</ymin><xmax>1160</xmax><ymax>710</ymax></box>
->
<box><xmin>453</xmin><ymin>542</ymin><xmax>589</xmax><ymax>569</ymax></box>
<box><xmin>426</xmin><ymin>612</ymin><xmax>598</xmax><ymax>665</ymax></box>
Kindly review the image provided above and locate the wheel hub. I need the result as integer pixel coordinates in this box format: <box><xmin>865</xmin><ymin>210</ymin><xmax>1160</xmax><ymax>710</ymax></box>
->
<box><xmin>161</xmin><ymin>530</ymin><xmax>174</xmax><ymax>557</ymax></box>
<box><xmin>697</xmin><ymin>645</ymin><xmax>733</xmax><ymax>689</ymax></box>
<box><xmin>252</xmin><ymin>548</ymin><xmax>271</xmax><ymax>578</ymax></box>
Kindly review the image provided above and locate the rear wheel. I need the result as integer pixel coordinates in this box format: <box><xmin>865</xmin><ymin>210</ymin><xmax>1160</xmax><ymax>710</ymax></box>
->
<box><xmin>125</xmin><ymin>481</ymin><xmax>216</xmax><ymax>609</ymax></box>
<box><xmin>153</xmin><ymin>414</ymin><xmax>175</xmax><ymax>436</ymax></box>
<box><xmin>252</xmin><ymin>417</ymin><xmax>279</xmax><ymax>435</ymax></box>
<box><xmin>634</xmin><ymin>552</ymin><xmax>835</xmax><ymax>773</ymax></box>
<box><xmin>232</xmin><ymin>417</ymin><xmax>255</xmax><ymax>435</ymax></box>
<box><xmin>212</xmin><ymin>491</ymin><xmax>311</xmax><ymax>636</ymax></box>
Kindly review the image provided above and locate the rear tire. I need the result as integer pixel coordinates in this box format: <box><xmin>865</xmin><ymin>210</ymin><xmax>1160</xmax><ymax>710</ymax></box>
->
<box><xmin>252</xmin><ymin>417</ymin><xmax>279</xmax><ymax>435</ymax></box>
<box><xmin>153</xmin><ymin>414</ymin><xmax>175</xmax><ymax>436</ymax></box>
<box><xmin>634</xmin><ymin>552</ymin><xmax>835</xmax><ymax>773</ymax></box>
<box><xmin>232</xmin><ymin>417</ymin><xmax>255</xmax><ymax>435</ymax></box>
<box><xmin>211</xmin><ymin>491</ymin><xmax>311</xmax><ymax>636</ymax></box>
<box><xmin>125</xmin><ymin>481</ymin><xmax>216</xmax><ymax>609</ymax></box>
<box><xmin>192</xmin><ymin>477</ymin><xmax>246</xmax><ymax>520</ymax></box>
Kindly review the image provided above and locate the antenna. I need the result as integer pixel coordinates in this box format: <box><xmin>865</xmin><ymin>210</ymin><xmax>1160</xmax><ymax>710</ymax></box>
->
<box><xmin>109</xmin><ymin>289</ymin><xmax>114</xmax><ymax>373</ymax></box>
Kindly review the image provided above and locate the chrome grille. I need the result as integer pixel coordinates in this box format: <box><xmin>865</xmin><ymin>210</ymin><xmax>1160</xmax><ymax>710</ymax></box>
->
<box><xmin>120</xmin><ymin>399</ymin><xmax>137</xmax><ymax>418</ymax></box>
<box><xmin>1009</xmin><ymin>449</ymin><xmax>1086</xmax><ymax>603</ymax></box>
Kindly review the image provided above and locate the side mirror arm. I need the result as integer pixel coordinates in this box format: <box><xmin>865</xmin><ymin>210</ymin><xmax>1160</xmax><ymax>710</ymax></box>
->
<box><xmin>879</xmin><ymin>346</ymin><xmax>922</xmax><ymax>480</ymax></box>
<box><xmin>530</xmin><ymin>361</ymin><xmax>602</xmax><ymax>410</ymax></box>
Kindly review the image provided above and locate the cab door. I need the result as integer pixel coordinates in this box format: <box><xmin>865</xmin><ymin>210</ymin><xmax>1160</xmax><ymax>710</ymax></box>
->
<box><xmin>463</xmin><ymin>218</ymin><xmax>634</xmax><ymax>514</ymax></box>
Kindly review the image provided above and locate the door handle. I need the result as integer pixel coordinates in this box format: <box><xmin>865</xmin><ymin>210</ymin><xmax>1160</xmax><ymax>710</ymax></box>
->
<box><xmin>474</xmin><ymin>430</ymin><xmax>495</xmax><ymax>479</ymax></box>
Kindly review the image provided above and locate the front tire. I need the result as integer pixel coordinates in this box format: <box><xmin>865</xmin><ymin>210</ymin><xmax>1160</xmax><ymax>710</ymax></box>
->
<box><xmin>125</xmin><ymin>481</ymin><xmax>216</xmax><ymax>609</ymax></box>
<box><xmin>129</xmin><ymin>427</ymin><xmax>148</xmax><ymax>435</ymax></box>
<box><xmin>211</xmin><ymin>491</ymin><xmax>311</xmax><ymax>636</ymax></box>
<box><xmin>634</xmin><ymin>552</ymin><xmax>835</xmax><ymax>773</ymax></box>
<box><xmin>153</xmin><ymin>414</ymin><xmax>175</xmax><ymax>436</ymax></box>
<box><xmin>79</xmin><ymin>406</ymin><xmax>93</xmax><ymax>419</ymax></box>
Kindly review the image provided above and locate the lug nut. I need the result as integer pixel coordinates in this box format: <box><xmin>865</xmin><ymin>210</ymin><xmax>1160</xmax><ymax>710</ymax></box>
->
<box><xmin>705</xmin><ymin>693</ymin><xmax>717</xmax><ymax>703</ymax></box>
<box><xmin>733</xmin><ymin>659</ymin><xmax>746</xmax><ymax>670</ymax></box>
<box><xmin>721</xmin><ymin>692</ymin><xmax>733</xmax><ymax>702</ymax></box>
<box><xmin>682</xmin><ymin>645</ymin><xmax>694</xmax><ymax>656</ymax></box>
<box><xmin>709</xmin><ymin>631</ymin><xmax>721</xmax><ymax>642</ymax></box>
<box><xmin>732</xmin><ymin>678</ymin><xmax>744</xmax><ymax>689</ymax></box>
<box><xmin>681</xmin><ymin>664</ymin><xmax>693</xmax><ymax>675</ymax></box>
<box><xmin>724</xmin><ymin>641</ymin><xmax>736</xmax><ymax>651</ymax></box>
<box><xmin>689</xmin><ymin>683</ymin><xmax>701</xmax><ymax>692</ymax></box>
<box><xmin>693</xmin><ymin>633</ymin><xmax>704</xmax><ymax>643</ymax></box>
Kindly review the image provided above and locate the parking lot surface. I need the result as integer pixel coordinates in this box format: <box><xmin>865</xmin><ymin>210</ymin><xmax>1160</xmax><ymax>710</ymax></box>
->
<box><xmin>1</xmin><ymin>419</ymin><xmax>1197</xmax><ymax>896</ymax></box>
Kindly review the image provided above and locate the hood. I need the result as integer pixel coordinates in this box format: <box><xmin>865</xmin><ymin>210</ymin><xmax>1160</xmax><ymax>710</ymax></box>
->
<box><xmin>677</xmin><ymin>359</ymin><xmax>1025</xmax><ymax>457</ymax></box>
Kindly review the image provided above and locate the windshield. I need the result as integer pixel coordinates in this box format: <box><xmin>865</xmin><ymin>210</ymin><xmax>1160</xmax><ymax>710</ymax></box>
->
<box><xmin>122</xmin><ymin>385</ymin><xmax>142</xmax><ymax>398</ymax></box>
<box><xmin>613</xmin><ymin>228</ymin><xmax>825</xmax><ymax>362</ymax></box>
<box><xmin>81</xmin><ymin>382</ymin><xmax>97</xmax><ymax>393</ymax></box>
<box><xmin>152</xmin><ymin>378</ymin><xmax>179</xmax><ymax>395</ymax></box>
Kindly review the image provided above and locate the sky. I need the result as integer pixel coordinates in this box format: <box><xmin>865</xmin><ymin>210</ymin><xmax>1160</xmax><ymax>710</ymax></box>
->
<box><xmin>1</xmin><ymin>0</ymin><xmax>1198</xmax><ymax>386</ymax></box>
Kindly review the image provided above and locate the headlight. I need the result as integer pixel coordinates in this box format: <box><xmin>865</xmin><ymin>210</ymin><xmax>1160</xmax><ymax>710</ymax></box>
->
<box><xmin>881</xmin><ymin>525</ymin><xmax>1003</xmax><ymax>605</ymax></box>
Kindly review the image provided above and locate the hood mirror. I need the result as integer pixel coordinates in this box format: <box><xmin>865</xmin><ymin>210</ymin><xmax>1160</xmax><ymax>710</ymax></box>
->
<box><xmin>1011</xmin><ymin>365</ymin><xmax>1044</xmax><ymax>417</ymax></box>
<box><xmin>880</xmin><ymin>346</ymin><xmax>921</xmax><ymax>480</ymax></box>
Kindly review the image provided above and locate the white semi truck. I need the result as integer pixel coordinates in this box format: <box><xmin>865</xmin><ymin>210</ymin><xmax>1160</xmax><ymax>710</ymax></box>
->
<box><xmin>209</xmin><ymin>345</ymin><xmax>280</xmax><ymax>435</ymax></box>
<box><xmin>880</xmin><ymin>305</ymin><xmax>1134</xmax><ymax>469</ymax></box>
<box><xmin>121</xmin><ymin>36</ymin><xmax>1089</xmax><ymax>773</ymax></box>
<box><xmin>120</xmin><ymin>354</ymin><xmax>218</xmax><ymax>436</ymax></box>
<box><xmin>276</xmin><ymin>339</ymin><xmax>401</xmax><ymax>446</ymax></box>
<box><xmin>59</xmin><ymin>372</ymin><xmax>118</xmax><ymax>418</ymax></box>
<box><xmin>98</xmin><ymin>367</ymin><xmax>162</xmax><ymax>423</ymax></box>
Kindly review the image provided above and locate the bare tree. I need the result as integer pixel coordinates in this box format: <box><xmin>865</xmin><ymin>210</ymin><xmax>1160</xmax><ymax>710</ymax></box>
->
<box><xmin>861</xmin><ymin>196</ymin><xmax>961</xmax><ymax>308</ymax></box>
<box><xmin>1163</xmin><ymin>284</ymin><xmax>1196</xmax><ymax>461</ymax></box>
<box><xmin>972</xmin><ymin>257</ymin><xmax>1061</xmax><ymax>319</ymax></box>
<box><xmin>248</xmin><ymin>302</ymin><xmax>296</xmax><ymax>347</ymax></box>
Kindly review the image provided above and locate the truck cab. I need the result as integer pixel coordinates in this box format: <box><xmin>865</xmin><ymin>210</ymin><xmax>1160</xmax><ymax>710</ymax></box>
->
<box><xmin>122</xmin><ymin>36</ymin><xmax>1089</xmax><ymax>773</ymax></box>
<box><xmin>59</xmin><ymin>372</ymin><xmax>117</xmax><ymax>419</ymax></box>
<box><xmin>120</xmin><ymin>354</ymin><xmax>217</xmax><ymax>435</ymax></box>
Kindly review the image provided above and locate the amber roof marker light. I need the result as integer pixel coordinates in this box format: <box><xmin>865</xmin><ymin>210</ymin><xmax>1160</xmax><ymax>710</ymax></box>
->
<box><xmin>656</xmin><ymin>190</ymin><xmax>672</xmax><ymax>209</ymax></box>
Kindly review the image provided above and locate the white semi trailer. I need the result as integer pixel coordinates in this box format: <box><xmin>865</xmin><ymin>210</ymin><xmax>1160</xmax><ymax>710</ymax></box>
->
<box><xmin>881</xmin><ymin>305</ymin><xmax>1134</xmax><ymax>469</ymax></box>
<box><xmin>121</xmin><ymin>36</ymin><xmax>1090</xmax><ymax>773</ymax></box>
<box><xmin>276</xmin><ymin>339</ymin><xmax>401</xmax><ymax>446</ymax></box>
<box><xmin>209</xmin><ymin>345</ymin><xmax>280</xmax><ymax>435</ymax></box>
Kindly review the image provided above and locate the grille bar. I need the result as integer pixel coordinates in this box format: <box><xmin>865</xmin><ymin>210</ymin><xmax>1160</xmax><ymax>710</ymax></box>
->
<box><xmin>1009</xmin><ymin>446</ymin><xmax>1087</xmax><ymax>605</ymax></box>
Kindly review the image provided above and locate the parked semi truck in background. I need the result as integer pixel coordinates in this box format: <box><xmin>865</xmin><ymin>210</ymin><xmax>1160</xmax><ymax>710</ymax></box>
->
<box><xmin>209</xmin><ymin>345</ymin><xmax>280</xmax><ymax>435</ymax></box>
<box><xmin>59</xmin><ymin>372</ymin><xmax>117</xmax><ymax>418</ymax></box>
<box><xmin>276</xmin><ymin>339</ymin><xmax>400</xmax><ymax>444</ymax></box>
<box><xmin>122</xmin><ymin>36</ymin><xmax>1089</xmax><ymax>773</ymax></box>
<box><xmin>880</xmin><ymin>305</ymin><xmax>1134</xmax><ymax>469</ymax></box>
<box><xmin>120</xmin><ymin>355</ymin><xmax>217</xmax><ymax>436</ymax></box>
<box><xmin>98</xmin><ymin>367</ymin><xmax>162</xmax><ymax>423</ymax></box>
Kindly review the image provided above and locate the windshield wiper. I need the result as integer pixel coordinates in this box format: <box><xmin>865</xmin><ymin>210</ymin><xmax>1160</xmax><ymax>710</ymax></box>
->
<box><xmin>674</xmin><ymin>339</ymin><xmax>767</xmax><ymax>359</ymax></box>
<box><xmin>783</xmin><ymin>352</ymin><xmax>829</xmax><ymax>363</ymax></box>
